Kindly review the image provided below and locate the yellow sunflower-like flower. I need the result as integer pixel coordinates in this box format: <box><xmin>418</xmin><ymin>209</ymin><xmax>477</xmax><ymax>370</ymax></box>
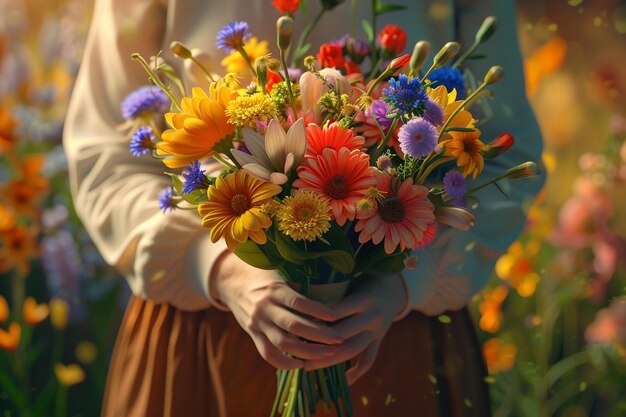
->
<box><xmin>221</xmin><ymin>37</ymin><xmax>269</xmax><ymax>75</ymax></box>
<box><xmin>198</xmin><ymin>170</ymin><xmax>282</xmax><ymax>250</ymax></box>
<box><xmin>440</xmin><ymin>129</ymin><xmax>487</xmax><ymax>179</ymax></box>
<box><xmin>427</xmin><ymin>85</ymin><xmax>475</xmax><ymax>133</ymax></box>
<box><xmin>156</xmin><ymin>83</ymin><xmax>237</xmax><ymax>168</ymax></box>
<box><xmin>276</xmin><ymin>190</ymin><xmax>331</xmax><ymax>242</ymax></box>
<box><xmin>226</xmin><ymin>93</ymin><xmax>278</xmax><ymax>128</ymax></box>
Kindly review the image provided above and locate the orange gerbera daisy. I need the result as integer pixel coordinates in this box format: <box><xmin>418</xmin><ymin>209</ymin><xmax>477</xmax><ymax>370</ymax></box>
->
<box><xmin>440</xmin><ymin>129</ymin><xmax>487</xmax><ymax>179</ymax></box>
<box><xmin>157</xmin><ymin>84</ymin><xmax>237</xmax><ymax>168</ymax></box>
<box><xmin>355</xmin><ymin>171</ymin><xmax>435</xmax><ymax>254</ymax></box>
<box><xmin>198</xmin><ymin>170</ymin><xmax>281</xmax><ymax>250</ymax></box>
<box><xmin>293</xmin><ymin>148</ymin><xmax>376</xmax><ymax>226</ymax></box>
<box><xmin>305</xmin><ymin>123</ymin><xmax>365</xmax><ymax>158</ymax></box>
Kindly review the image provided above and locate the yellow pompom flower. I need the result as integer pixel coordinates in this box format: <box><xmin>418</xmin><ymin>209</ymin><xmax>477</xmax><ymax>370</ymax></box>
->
<box><xmin>226</xmin><ymin>93</ymin><xmax>278</xmax><ymax>128</ymax></box>
<box><xmin>157</xmin><ymin>84</ymin><xmax>237</xmax><ymax>168</ymax></box>
<box><xmin>440</xmin><ymin>129</ymin><xmax>487</xmax><ymax>179</ymax></box>
<box><xmin>198</xmin><ymin>170</ymin><xmax>282</xmax><ymax>251</ymax></box>
<box><xmin>221</xmin><ymin>37</ymin><xmax>269</xmax><ymax>75</ymax></box>
<box><xmin>277</xmin><ymin>190</ymin><xmax>331</xmax><ymax>242</ymax></box>
<box><xmin>54</xmin><ymin>363</ymin><xmax>85</xmax><ymax>387</ymax></box>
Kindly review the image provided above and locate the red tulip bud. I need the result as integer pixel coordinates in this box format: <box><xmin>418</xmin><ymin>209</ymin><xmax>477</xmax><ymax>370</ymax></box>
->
<box><xmin>483</xmin><ymin>133</ymin><xmax>515</xmax><ymax>158</ymax></box>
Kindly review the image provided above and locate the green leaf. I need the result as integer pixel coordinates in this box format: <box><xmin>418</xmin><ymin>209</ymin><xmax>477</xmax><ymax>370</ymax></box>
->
<box><xmin>494</xmin><ymin>182</ymin><xmax>509</xmax><ymax>200</ymax></box>
<box><xmin>234</xmin><ymin>240</ymin><xmax>283</xmax><ymax>270</ymax></box>
<box><xmin>465</xmin><ymin>54</ymin><xmax>487</xmax><ymax>61</ymax></box>
<box><xmin>361</xmin><ymin>19</ymin><xmax>374</xmax><ymax>42</ymax></box>
<box><xmin>354</xmin><ymin>244</ymin><xmax>406</xmax><ymax>275</ymax></box>
<box><xmin>166</xmin><ymin>172</ymin><xmax>184</xmax><ymax>196</ymax></box>
<box><xmin>376</xmin><ymin>3</ymin><xmax>407</xmax><ymax>15</ymax></box>
<box><xmin>294</xmin><ymin>43</ymin><xmax>312</xmax><ymax>62</ymax></box>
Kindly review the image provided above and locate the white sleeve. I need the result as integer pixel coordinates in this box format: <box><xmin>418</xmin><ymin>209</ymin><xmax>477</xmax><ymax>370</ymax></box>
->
<box><xmin>63</xmin><ymin>0</ymin><xmax>228</xmax><ymax>311</ymax></box>
<box><xmin>398</xmin><ymin>0</ymin><xmax>546</xmax><ymax>317</ymax></box>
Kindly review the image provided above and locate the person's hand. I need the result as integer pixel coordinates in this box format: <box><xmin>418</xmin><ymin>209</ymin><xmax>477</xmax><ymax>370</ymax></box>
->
<box><xmin>212</xmin><ymin>252</ymin><xmax>344</xmax><ymax>370</ymax></box>
<box><xmin>304</xmin><ymin>274</ymin><xmax>407</xmax><ymax>385</ymax></box>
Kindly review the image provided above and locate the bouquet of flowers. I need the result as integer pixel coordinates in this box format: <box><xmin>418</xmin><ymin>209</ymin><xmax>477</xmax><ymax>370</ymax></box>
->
<box><xmin>121</xmin><ymin>2</ymin><xmax>537</xmax><ymax>415</ymax></box>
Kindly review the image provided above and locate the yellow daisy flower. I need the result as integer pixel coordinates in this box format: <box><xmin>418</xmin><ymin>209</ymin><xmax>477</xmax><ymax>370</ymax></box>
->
<box><xmin>427</xmin><ymin>85</ymin><xmax>475</xmax><ymax>132</ymax></box>
<box><xmin>157</xmin><ymin>83</ymin><xmax>237</xmax><ymax>168</ymax></box>
<box><xmin>198</xmin><ymin>170</ymin><xmax>282</xmax><ymax>250</ymax></box>
<box><xmin>277</xmin><ymin>190</ymin><xmax>331</xmax><ymax>242</ymax></box>
<box><xmin>440</xmin><ymin>129</ymin><xmax>487</xmax><ymax>179</ymax></box>
<box><xmin>221</xmin><ymin>37</ymin><xmax>269</xmax><ymax>75</ymax></box>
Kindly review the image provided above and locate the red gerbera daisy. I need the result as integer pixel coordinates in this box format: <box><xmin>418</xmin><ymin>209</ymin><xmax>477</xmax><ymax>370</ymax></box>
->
<box><xmin>305</xmin><ymin>123</ymin><xmax>365</xmax><ymax>158</ymax></box>
<box><xmin>293</xmin><ymin>148</ymin><xmax>376</xmax><ymax>226</ymax></box>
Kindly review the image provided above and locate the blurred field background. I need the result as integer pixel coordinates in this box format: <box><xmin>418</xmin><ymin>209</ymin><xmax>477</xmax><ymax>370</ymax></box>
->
<box><xmin>0</xmin><ymin>0</ymin><xmax>625</xmax><ymax>416</ymax></box>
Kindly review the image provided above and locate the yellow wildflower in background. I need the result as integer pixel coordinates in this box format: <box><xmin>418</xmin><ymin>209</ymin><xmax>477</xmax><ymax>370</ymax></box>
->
<box><xmin>226</xmin><ymin>93</ymin><xmax>278</xmax><ymax>128</ymax></box>
<box><xmin>221</xmin><ymin>37</ymin><xmax>269</xmax><ymax>75</ymax></box>
<box><xmin>277</xmin><ymin>190</ymin><xmax>331</xmax><ymax>242</ymax></box>
<box><xmin>495</xmin><ymin>240</ymin><xmax>541</xmax><ymax>297</ymax></box>
<box><xmin>478</xmin><ymin>285</ymin><xmax>509</xmax><ymax>333</ymax></box>
<box><xmin>75</xmin><ymin>341</ymin><xmax>98</xmax><ymax>365</ymax></box>
<box><xmin>54</xmin><ymin>363</ymin><xmax>85</xmax><ymax>387</ymax></box>
<box><xmin>157</xmin><ymin>84</ymin><xmax>237</xmax><ymax>168</ymax></box>
<box><xmin>199</xmin><ymin>170</ymin><xmax>282</xmax><ymax>250</ymax></box>
<box><xmin>50</xmin><ymin>298</ymin><xmax>69</xmax><ymax>330</ymax></box>
<box><xmin>482</xmin><ymin>337</ymin><xmax>518</xmax><ymax>374</ymax></box>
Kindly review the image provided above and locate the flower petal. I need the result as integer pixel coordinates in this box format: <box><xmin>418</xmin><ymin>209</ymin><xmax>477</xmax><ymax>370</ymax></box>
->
<box><xmin>264</xmin><ymin>119</ymin><xmax>287</xmax><ymax>171</ymax></box>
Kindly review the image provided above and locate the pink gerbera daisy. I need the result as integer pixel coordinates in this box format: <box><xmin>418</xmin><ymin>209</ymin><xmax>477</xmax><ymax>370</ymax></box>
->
<box><xmin>305</xmin><ymin>123</ymin><xmax>365</xmax><ymax>157</ymax></box>
<box><xmin>293</xmin><ymin>147</ymin><xmax>376</xmax><ymax>226</ymax></box>
<box><xmin>355</xmin><ymin>171</ymin><xmax>436</xmax><ymax>254</ymax></box>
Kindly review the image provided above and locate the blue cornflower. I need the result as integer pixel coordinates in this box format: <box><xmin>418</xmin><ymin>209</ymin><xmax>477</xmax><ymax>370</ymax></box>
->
<box><xmin>120</xmin><ymin>86</ymin><xmax>170</xmax><ymax>120</ymax></box>
<box><xmin>182</xmin><ymin>161</ymin><xmax>210</xmax><ymax>194</ymax></box>
<box><xmin>429</xmin><ymin>66</ymin><xmax>467</xmax><ymax>99</ymax></box>
<box><xmin>216</xmin><ymin>21</ymin><xmax>251</xmax><ymax>53</ymax></box>
<box><xmin>158</xmin><ymin>187</ymin><xmax>177</xmax><ymax>212</ymax></box>
<box><xmin>383</xmin><ymin>74</ymin><xmax>428</xmax><ymax>119</ymax></box>
<box><xmin>443</xmin><ymin>170</ymin><xmax>467</xmax><ymax>199</ymax></box>
<box><xmin>397</xmin><ymin>118</ymin><xmax>439</xmax><ymax>158</ymax></box>
<box><xmin>129</xmin><ymin>126</ymin><xmax>155</xmax><ymax>157</ymax></box>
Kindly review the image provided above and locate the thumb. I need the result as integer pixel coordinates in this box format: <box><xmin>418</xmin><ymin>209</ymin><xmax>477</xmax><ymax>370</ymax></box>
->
<box><xmin>346</xmin><ymin>341</ymin><xmax>381</xmax><ymax>385</ymax></box>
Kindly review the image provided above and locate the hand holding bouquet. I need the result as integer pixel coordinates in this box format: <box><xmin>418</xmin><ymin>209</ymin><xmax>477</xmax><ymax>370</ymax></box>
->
<box><xmin>121</xmin><ymin>2</ymin><xmax>537</xmax><ymax>415</ymax></box>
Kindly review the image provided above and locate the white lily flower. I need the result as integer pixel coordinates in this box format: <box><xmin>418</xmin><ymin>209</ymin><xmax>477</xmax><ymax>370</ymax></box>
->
<box><xmin>231</xmin><ymin>118</ymin><xmax>307</xmax><ymax>185</ymax></box>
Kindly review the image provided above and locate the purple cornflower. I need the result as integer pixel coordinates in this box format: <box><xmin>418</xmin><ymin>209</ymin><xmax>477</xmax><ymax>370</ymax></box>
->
<box><xmin>182</xmin><ymin>161</ymin><xmax>210</xmax><ymax>194</ymax></box>
<box><xmin>443</xmin><ymin>170</ymin><xmax>467</xmax><ymax>199</ymax></box>
<box><xmin>216</xmin><ymin>21</ymin><xmax>251</xmax><ymax>53</ymax></box>
<box><xmin>423</xmin><ymin>99</ymin><xmax>444</xmax><ymax>126</ymax></box>
<box><xmin>158</xmin><ymin>187</ymin><xmax>176</xmax><ymax>212</ymax></box>
<box><xmin>383</xmin><ymin>74</ymin><xmax>428</xmax><ymax>119</ymax></box>
<box><xmin>366</xmin><ymin>99</ymin><xmax>394</xmax><ymax>131</ymax></box>
<box><xmin>129</xmin><ymin>126</ymin><xmax>155</xmax><ymax>157</ymax></box>
<box><xmin>120</xmin><ymin>86</ymin><xmax>170</xmax><ymax>120</ymax></box>
<box><xmin>429</xmin><ymin>66</ymin><xmax>467</xmax><ymax>99</ymax></box>
<box><xmin>397</xmin><ymin>118</ymin><xmax>439</xmax><ymax>158</ymax></box>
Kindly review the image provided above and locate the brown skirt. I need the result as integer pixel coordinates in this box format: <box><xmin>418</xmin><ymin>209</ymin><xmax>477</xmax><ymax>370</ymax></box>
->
<box><xmin>101</xmin><ymin>296</ymin><xmax>490</xmax><ymax>417</ymax></box>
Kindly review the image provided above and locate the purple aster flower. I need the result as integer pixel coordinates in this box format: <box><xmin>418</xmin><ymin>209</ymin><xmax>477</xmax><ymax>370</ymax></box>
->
<box><xmin>216</xmin><ymin>21</ymin><xmax>251</xmax><ymax>53</ymax></box>
<box><xmin>366</xmin><ymin>99</ymin><xmax>394</xmax><ymax>131</ymax></box>
<box><xmin>182</xmin><ymin>161</ymin><xmax>210</xmax><ymax>194</ymax></box>
<box><xmin>330</xmin><ymin>34</ymin><xmax>351</xmax><ymax>49</ymax></box>
<box><xmin>397</xmin><ymin>118</ymin><xmax>439</xmax><ymax>158</ymax></box>
<box><xmin>287</xmin><ymin>67</ymin><xmax>302</xmax><ymax>82</ymax></box>
<box><xmin>345</xmin><ymin>38</ymin><xmax>370</xmax><ymax>64</ymax></box>
<box><xmin>129</xmin><ymin>126</ymin><xmax>155</xmax><ymax>157</ymax></box>
<box><xmin>383</xmin><ymin>74</ymin><xmax>428</xmax><ymax>119</ymax></box>
<box><xmin>120</xmin><ymin>86</ymin><xmax>170</xmax><ymax>120</ymax></box>
<box><xmin>423</xmin><ymin>99</ymin><xmax>444</xmax><ymax>126</ymax></box>
<box><xmin>158</xmin><ymin>187</ymin><xmax>177</xmax><ymax>212</ymax></box>
<box><xmin>443</xmin><ymin>170</ymin><xmax>467</xmax><ymax>199</ymax></box>
<box><xmin>429</xmin><ymin>66</ymin><xmax>467</xmax><ymax>99</ymax></box>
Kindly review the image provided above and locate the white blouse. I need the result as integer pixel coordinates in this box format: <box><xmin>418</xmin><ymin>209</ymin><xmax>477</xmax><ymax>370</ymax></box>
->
<box><xmin>63</xmin><ymin>0</ymin><xmax>544</xmax><ymax>313</ymax></box>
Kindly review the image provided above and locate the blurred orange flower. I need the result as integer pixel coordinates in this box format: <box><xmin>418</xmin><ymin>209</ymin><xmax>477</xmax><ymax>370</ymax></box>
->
<box><xmin>0</xmin><ymin>226</ymin><xmax>39</xmax><ymax>275</ymax></box>
<box><xmin>524</xmin><ymin>36</ymin><xmax>567</xmax><ymax>98</ymax></box>
<box><xmin>0</xmin><ymin>108</ymin><xmax>18</xmax><ymax>153</ymax></box>
<box><xmin>478</xmin><ymin>285</ymin><xmax>509</xmax><ymax>333</ymax></box>
<box><xmin>0</xmin><ymin>295</ymin><xmax>8</xmax><ymax>323</ymax></box>
<box><xmin>0</xmin><ymin>204</ymin><xmax>16</xmax><ymax>233</ymax></box>
<box><xmin>2</xmin><ymin>154</ymin><xmax>50</xmax><ymax>216</ymax></box>
<box><xmin>483</xmin><ymin>337</ymin><xmax>518</xmax><ymax>374</ymax></box>
<box><xmin>23</xmin><ymin>297</ymin><xmax>49</xmax><ymax>326</ymax></box>
<box><xmin>0</xmin><ymin>322</ymin><xmax>21</xmax><ymax>351</ymax></box>
<box><xmin>495</xmin><ymin>240</ymin><xmax>541</xmax><ymax>297</ymax></box>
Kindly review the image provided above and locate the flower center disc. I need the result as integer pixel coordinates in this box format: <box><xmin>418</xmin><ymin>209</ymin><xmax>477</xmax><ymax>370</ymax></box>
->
<box><xmin>230</xmin><ymin>193</ymin><xmax>251</xmax><ymax>214</ymax></box>
<box><xmin>378</xmin><ymin>196</ymin><xmax>404</xmax><ymax>223</ymax></box>
<box><xmin>294</xmin><ymin>204</ymin><xmax>313</xmax><ymax>221</ymax></box>
<box><xmin>414</xmin><ymin>133</ymin><xmax>423</xmax><ymax>143</ymax></box>
<box><xmin>324</xmin><ymin>175</ymin><xmax>348</xmax><ymax>200</ymax></box>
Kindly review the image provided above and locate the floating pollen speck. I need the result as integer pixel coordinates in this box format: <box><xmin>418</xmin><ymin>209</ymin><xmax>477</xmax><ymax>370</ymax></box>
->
<box><xmin>151</xmin><ymin>271</ymin><xmax>167</xmax><ymax>282</ymax></box>
<box><xmin>361</xmin><ymin>396</ymin><xmax>369</xmax><ymax>406</ymax></box>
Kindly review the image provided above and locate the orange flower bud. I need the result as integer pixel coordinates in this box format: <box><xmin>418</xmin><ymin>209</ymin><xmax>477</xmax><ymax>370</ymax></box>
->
<box><xmin>483</xmin><ymin>133</ymin><xmax>515</xmax><ymax>159</ymax></box>
<box><xmin>484</xmin><ymin>65</ymin><xmax>504</xmax><ymax>85</ymax></box>
<box><xmin>506</xmin><ymin>161</ymin><xmax>538</xmax><ymax>179</ymax></box>
<box><xmin>169</xmin><ymin>41</ymin><xmax>192</xmax><ymax>59</ymax></box>
<box><xmin>433</xmin><ymin>42</ymin><xmax>460</xmax><ymax>67</ymax></box>
<box><xmin>276</xmin><ymin>16</ymin><xmax>295</xmax><ymax>51</ymax></box>
<box><xmin>272</xmin><ymin>0</ymin><xmax>301</xmax><ymax>14</ymax></box>
<box><xmin>410</xmin><ymin>41</ymin><xmax>430</xmax><ymax>73</ymax></box>
<box><xmin>387</xmin><ymin>53</ymin><xmax>411</xmax><ymax>73</ymax></box>
<box><xmin>378</xmin><ymin>24</ymin><xmax>407</xmax><ymax>56</ymax></box>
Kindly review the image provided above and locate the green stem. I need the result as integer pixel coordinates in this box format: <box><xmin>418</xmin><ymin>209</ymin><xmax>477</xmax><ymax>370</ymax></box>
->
<box><xmin>452</xmin><ymin>40</ymin><xmax>480</xmax><ymax>69</ymax></box>
<box><xmin>280</xmin><ymin>49</ymin><xmax>296</xmax><ymax>111</ymax></box>
<box><xmin>416</xmin><ymin>157</ymin><xmax>454</xmax><ymax>185</ymax></box>
<box><xmin>351</xmin><ymin>0</ymin><xmax>357</xmax><ymax>38</ymax></box>
<box><xmin>55</xmin><ymin>386</ymin><xmax>68</xmax><ymax>417</ymax></box>
<box><xmin>190</xmin><ymin>56</ymin><xmax>216</xmax><ymax>82</ymax></box>
<box><xmin>291</xmin><ymin>8</ymin><xmax>326</xmax><ymax>67</ymax></box>
<box><xmin>236</xmin><ymin>46</ymin><xmax>257</xmax><ymax>76</ymax></box>
<box><xmin>366</xmin><ymin>56</ymin><xmax>384</xmax><ymax>84</ymax></box>
<box><xmin>369</xmin><ymin>0</ymin><xmax>378</xmax><ymax>66</ymax></box>
<box><xmin>437</xmin><ymin>82</ymin><xmax>487</xmax><ymax>142</ymax></box>
<box><xmin>132</xmin><ymin>54</ymin><xmax>182</xmax><ymax>112</ymax></box>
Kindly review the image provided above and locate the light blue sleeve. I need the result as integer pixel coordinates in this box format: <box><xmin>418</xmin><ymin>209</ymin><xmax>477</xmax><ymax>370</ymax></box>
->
<box><xmin>398</xmin><ymin>0</ymin><xmax>546</xmax><ymax>317</ymax></box>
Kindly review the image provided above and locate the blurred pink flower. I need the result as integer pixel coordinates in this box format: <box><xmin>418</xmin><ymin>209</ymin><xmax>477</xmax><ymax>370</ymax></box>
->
<box><xmin>585</xmin><ymin>297</ymin><xmax>626</xmax><ymax>353</ymax></box>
